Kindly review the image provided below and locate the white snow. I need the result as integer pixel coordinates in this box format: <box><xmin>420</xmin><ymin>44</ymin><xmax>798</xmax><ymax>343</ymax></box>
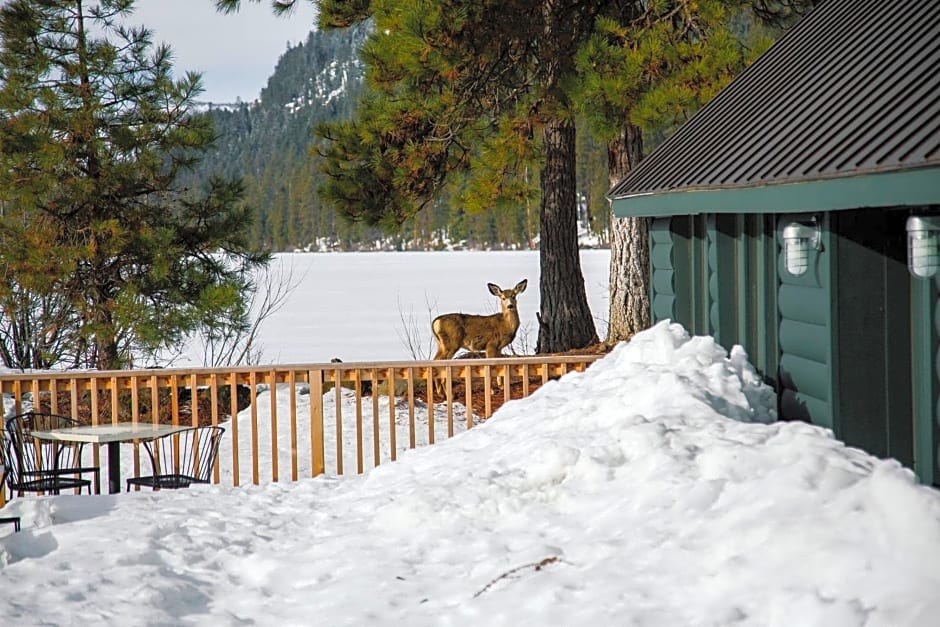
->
<box><xmin>2</xmin><ymin>320</ymin><xmax>938</xmax><ymax>626</ymax></box>
<box><xmin>170</xmin><ymin>250</ymin><xmax>611</xmax><ymax>366</ymax></box>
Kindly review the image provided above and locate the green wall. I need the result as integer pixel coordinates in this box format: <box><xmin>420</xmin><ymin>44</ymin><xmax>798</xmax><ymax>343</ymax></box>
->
<box><xmin>911</xmin><ymin>269</ymin><xmax>940</xmax><ymax>485</ymax></box>
<box><xmin>829</xmin><ymin>210</ymin><xmax>914</xmax><ymax>468</ymax></box>
<box><xmin>647</xmin><ymin>208</ymin><xmax>936</xmax><ymax>484</ymax></box>
<box><xmin>650</xmin><ymin>215</ymin><xmax>708</xmax><ymax>335</ymax></box>
<box><xmin>776</xmin><ymin>213</ymin><xmax>834</xmax><ymax>428</ymax></box>
<box><xmin>649</xmin><ymin>213</ymin><xmax>779</xmax><ymax>390</ymax></box>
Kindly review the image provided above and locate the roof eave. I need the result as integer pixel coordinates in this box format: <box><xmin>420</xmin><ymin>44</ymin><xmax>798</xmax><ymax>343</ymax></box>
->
<box><xmin>610</xmin><ymin>166</ymin><xmax>940</xmax><ymax>218</ymax></box>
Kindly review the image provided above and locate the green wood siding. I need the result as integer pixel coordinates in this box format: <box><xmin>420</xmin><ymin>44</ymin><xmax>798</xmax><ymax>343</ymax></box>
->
<box><xmin>707</xmin><ymin>214</ymin><xmax>779</xmax><ymax>385</ymax></box>
<box><xmin>650</xmin><ymin>216</ymin><xmax>709</xmax><ymax>335</ymax></box>
<box><xmin>776</xmin><ymin>213</ymin><xmax>834</xmax><ymax>428</ymax></box>
<box><xmin>707</xmin><ymin>215</ymin><xmax>737</xmax><ymax>347</ymax></box>
<box><xmin>830</xmin><ymin>210</ymin><xmax>913</xmax><ymax>467</ymax></box>
<box><xmin>649</xmin><ymin>213</ymin><xmax>780</xmax><ymax>390</ymax></box>
<box><xmin>744</xmin><ymin>216</ymin><xmax>780</xmax><ymax>384</ymax></box>
<box><xmin>650</xmin><ymin>218</ymin><xmax>677</xmax><ymax>322</ymax></box>
<box><xmin>911</xmin><ymin>258</ymin><xmax>940</xmax><ymax>486</ymax></box>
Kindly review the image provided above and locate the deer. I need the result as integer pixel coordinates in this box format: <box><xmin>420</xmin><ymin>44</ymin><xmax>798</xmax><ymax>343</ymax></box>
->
<box><xmin>432</xmin><ymin>279</ymin><xmax>528</xmax><ymax>366</ymax></box>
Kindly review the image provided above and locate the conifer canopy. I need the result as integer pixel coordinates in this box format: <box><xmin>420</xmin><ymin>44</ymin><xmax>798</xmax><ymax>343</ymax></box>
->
<box><xmin>0</xmin><ymin>0</ymin><xmax>269</xmax><ymax>370</ymax></box>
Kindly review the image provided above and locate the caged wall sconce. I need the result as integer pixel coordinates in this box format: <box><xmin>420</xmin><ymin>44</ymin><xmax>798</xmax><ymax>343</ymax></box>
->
<box><xmin>782</xmin><ymin>219</ymin><xmax>821</xmax><ymax>277</ymax></box>
<box><xmin>906</xmin><ymin>215</ymin><xmax>940</xmax><ymax>279</ymax></box>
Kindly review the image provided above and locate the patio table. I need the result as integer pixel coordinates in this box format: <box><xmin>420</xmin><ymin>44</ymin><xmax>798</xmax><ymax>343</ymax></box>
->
<box><xmin>28</xmin><ymin>422</ymin><xmax>194</xmax><ymax>494</ymax></box>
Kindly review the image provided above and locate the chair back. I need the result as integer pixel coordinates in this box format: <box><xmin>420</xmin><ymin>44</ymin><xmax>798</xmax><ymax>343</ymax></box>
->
<box><xmin>0</xmin><ymin>436</ymin><xmax>16</xmax><ymax>492</ymax></box>
<box><xmin>5</xmin><ymin>413</ymin><xmax>86</xmax><ymax>479</ymax></box>
<box><xmin>145</xmin><ymin>426</ymin><xmax>225</xmax><ymax>485</ymax></box>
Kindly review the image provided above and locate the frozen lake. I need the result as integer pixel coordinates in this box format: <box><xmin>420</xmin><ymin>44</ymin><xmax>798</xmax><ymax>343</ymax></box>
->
<box><xmin>176</xmin><ymin>250</ymin><xmax>611</xmax><ymax>366</ymax></box>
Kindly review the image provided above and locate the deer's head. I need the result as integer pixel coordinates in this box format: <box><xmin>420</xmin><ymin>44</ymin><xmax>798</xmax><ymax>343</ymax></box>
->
<box><xmin>487</xmin><ymin>279</ymin><xmax>527</xmax><ymax>315</ymax></box>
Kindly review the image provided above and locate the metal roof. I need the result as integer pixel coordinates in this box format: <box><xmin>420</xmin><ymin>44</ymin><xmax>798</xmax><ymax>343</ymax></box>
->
<box><xmin>608</xmin><ymin>0</ymin><xmax>940</xmax><ymax>207</ymax></box>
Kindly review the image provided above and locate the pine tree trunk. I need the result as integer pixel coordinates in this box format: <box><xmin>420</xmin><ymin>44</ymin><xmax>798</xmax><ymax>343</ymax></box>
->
<box><xmin>536</xmin><ymin>119</ymin><xmax>599</xmax><ymax>353</ymax></box>
<box><xmin>93</xmin><ymin>309</ymin><xmax>121</xmax><ymax>370</ymax></box>
<box><xmin>606</xmin><ymin>124</ymin><xmax>651</xmax><ymax>344</ymax></box>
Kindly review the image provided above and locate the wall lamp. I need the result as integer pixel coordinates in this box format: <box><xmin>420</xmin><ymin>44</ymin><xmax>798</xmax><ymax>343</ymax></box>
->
<box><xmin>782</xmin><ymin>219</ymin><xmax>821</xmax><ymax>277</ymax></box>
<box><xmin>906</xmin><ymin>215</ymin><xmax>940</xmax><ymax>279</ymax></box>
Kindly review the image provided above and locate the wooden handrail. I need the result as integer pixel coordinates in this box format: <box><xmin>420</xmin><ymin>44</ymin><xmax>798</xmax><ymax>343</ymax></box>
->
<box><xmin>0</xmin><ymin>354</ymin><xmax>602</xmax><ymax>506</ymax></box>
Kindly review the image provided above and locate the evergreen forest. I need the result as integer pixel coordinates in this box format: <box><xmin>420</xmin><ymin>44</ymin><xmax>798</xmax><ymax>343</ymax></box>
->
<box><xmin>182</xmin><ymin>22</ymin><xmax>612</xmax><ymax>252</ymax></box>
<box><xmin>0</xmin><ymin>0</ymin><xmax>812</xmax><ymax>367</ymax></box>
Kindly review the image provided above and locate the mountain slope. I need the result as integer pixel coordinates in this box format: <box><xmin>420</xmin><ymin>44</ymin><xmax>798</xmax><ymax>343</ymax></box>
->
<box><xmin>182</xmin><ymin>23</ymin><xmax>371</xmax><ymax>251</ymax></box>
<box><xmin>183</xmin><ymin>23</ymin><xmax>609</xmax><ymax>252</ymax></box>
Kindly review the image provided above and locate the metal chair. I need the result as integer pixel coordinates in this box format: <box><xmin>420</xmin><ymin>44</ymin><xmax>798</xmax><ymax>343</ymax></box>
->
<box><xmin>3</xmin><ymin>413</ymin><xmax>101</xmax><ymax>496</ymax></box>
<box><xmin>126</xmin><ymin>425</ymin><xmax>225</xmax><ymax>491</ymax></box>
<box><xmin>0</xmin><ymin>463</ymin><xmax>21</xmax><ymax>532</ymax></box>
<box><xmin>0</xmin><ymin>512</ymin><xmax>20</xmax><ymax>532</ymax></box>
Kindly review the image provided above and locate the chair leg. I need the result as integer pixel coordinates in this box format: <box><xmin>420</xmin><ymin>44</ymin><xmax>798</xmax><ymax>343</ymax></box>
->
<box><xmin>0</xmin><ymin>516</ymin><xmax>20</xmax><ymax>532</ymax></box>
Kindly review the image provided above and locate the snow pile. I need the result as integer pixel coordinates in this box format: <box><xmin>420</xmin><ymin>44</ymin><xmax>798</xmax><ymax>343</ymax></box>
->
<box><xmin>0</xmin><ymin>321</ymin><xmax>938</xmax><ymax>626</ymax></box>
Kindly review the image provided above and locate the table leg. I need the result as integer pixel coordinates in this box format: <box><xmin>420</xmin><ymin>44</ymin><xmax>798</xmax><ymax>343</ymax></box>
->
<box><xmin>107</xmin><ymin>441</ymin><xmax>121</xmax><ymax>494</ymax></box>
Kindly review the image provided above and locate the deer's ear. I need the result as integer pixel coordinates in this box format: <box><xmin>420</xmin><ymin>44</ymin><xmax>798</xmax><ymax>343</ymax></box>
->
<box><xmin>487</xmin><ymin>283</ymin><xmax>500</xmax><ymax>295</ymax></box>
<box><xmin>515</xmin><ymin>279</ymin><xmax>527</xmax><ymax>293</ymax></box>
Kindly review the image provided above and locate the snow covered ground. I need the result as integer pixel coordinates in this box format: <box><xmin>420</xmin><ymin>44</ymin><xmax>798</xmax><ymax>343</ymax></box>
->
<box><xmin>169</xmin><ymin>249</ymin><xmax>611</xmax><ymax>366</ymax></box>
<box><xmin>2</xmin><ymin>321</ymin><xmax>938</xmax><ymax>626</ymax></box>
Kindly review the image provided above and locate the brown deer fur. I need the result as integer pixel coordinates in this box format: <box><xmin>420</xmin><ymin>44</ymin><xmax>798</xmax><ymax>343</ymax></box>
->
<box><xmin>432</xmin><ymin>279</ymin><xmax>528</xmax><ymax>360</ymax></box>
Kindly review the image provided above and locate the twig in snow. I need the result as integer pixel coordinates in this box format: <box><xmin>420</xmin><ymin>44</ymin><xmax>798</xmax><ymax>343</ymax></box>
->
<box><xmin>473</xmin><ymin>556</ymin><xmax>562</xmax><ymax>598</ymax></box>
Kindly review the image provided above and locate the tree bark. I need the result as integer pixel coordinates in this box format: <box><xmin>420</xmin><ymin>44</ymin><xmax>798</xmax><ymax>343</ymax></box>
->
<box><xmin>536</xmin><ymin>119</ymin><xmax>599</xmax><ymax>353</ymax></box>
<box><xmin>93</xmin><ymin>307</ymin><xmax>121</xmax><ymax>370</ymax></box>
<box><xmin>606</xmin><ymin>124</ymin><xmax>651</xmax><ymax>345</ymax></box>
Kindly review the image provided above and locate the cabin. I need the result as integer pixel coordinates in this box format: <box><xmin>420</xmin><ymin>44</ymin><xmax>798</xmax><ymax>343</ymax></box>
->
<box><xmin>607</xmin><ymin>0</ymin><xmax>940</xmax><ymax>485</ymax></box>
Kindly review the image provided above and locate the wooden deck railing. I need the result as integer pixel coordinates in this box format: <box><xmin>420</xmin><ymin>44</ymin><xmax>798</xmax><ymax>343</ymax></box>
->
<box><xmin>0</xmin><ymin>355</ymin><xmax>601</xmax><ymax>504</ymax></box>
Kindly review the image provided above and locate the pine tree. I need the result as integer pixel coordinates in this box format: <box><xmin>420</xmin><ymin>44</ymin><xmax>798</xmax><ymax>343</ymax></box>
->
<box><xmin>218</xmin><ymin>0</ymin><xmax>813</xmax><ymax>350</ymax></box>
<box><xmin>0</xmin><ymin>0</ymin><xmax>268</xmax><ymax>369</ymax></box>
<box><xmin>224</xmin><ymin>0</ymin><xmax>603</xmax><ymax>352</ymax></box>
<box><xmin>574</xmin><ymin>0</ymin><xmax>815</xmax><ymax>344</ymax></box>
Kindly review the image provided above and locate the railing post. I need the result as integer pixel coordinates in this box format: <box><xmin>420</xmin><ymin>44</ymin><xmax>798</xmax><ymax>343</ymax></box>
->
<box><xmin>484</xmin><ymin>364</ymin><xmax>493</xmax><ymax>419</ymax></box>
<box><xmin>288</xmin><ymin>370</ymin><xmax>298</xmax><ymax>482</ymax></box>
<box><xmin>268</xmin><ymin>369</ymin><xmax>278</xmax><ymax>483</ymax></box>
<box><xmin>425</xmin><ymin>365</ymin><xmax>435</xmax><ymax>445</ymax></box>
<box><xmin>189</xmin><ymin>374</ymin><xmax>199</xmax><ymax>428</ymax></box>
<box><xmin>170</xmin><ymin>374</ymin><xmax>180</xmax><ymax>427</ymax></box>
<box><xmin>407</xmin><ymin>367</ymin><xmax>416</xmax><ymax>449</ymax></box>
<box><xmin>445</xmin><ymin>365</ymin><xmax>454</xmax><ymax>438</ymax></box>
<box><xmin>333</xmin><ymin>366</ymin><xmax>343</xmax><ymax>475</ymax></box>
<box><xmin>49</xmin><ymin>378</ymin><xmax>59</xmax><ymax>414</ymax></box>
<box><xmin>108</xmin><ymin>376</ymin><xmax>117</xmax><ymax>426</ymax></box>
<box><xmin>210</xmin><ymin>374</ymin><xmax>221</xmax><ymax>484</ymax></box>
<box><xmin>387</xmin><ymin>367</ymin><xmax>397</xmax><ymax>462</ymax></box>
<box><xmin>228</xmin><ymin>374</ymin><xmax>240</xmax><ymax>487</ymax></box>
<box><xmin>249</xmin><ymin>371</ymin><xmax>259</xmax><ymax>485</ymax></box>
<box><xmin>371</xmin><ymin>368</ymin><xmax>380</xmax><ymax>468</ymax></box>
<box><xmin>131</xmin><ymin>376</ymin><xmax>141</xmax><ymax>482</ymax></box>
<box><xmin>354</xmin><ymin>373</ymin><xmax>364</xmax><ymax>474</ymax></box>
<box><xmin>309</xmin><ymin>368</ymin><xmax>325</xmax><ymax>477</ymax></box>
<box><xmin>90</xmin><ymin>378</ymin><xmax>100</xmax><ymax>494</ymax></box>
<box><xmin>464</xmin><ymin>364</ymin><xmax>473</xmax><ymax>429</ymax></box>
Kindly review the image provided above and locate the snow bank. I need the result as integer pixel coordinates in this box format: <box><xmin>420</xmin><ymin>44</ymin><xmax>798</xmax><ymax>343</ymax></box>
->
<box><xmin>1</xmin><ymin>321</ymin><xmax>938</xmax><ymax>627</ymax></box>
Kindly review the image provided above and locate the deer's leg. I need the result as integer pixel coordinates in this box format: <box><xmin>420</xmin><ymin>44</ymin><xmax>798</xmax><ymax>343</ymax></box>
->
<box><xmin>432</xmin><ymin>338</ymin><xmax>458</xmax><ymax>394</ymax></box>
<box><xmin>432</xmin><ymin>331</ymin><xmax>454</xmax><ymax>359</ymax></box>
<box><xmin>485</xmin><ymin>343</ymin><xmax>504</xmax><ymax>392</ymax></box>
<box><xmin>432</xmin><ymin>345</ymin><xmax>445</xmax><ymax>393</ymax></box>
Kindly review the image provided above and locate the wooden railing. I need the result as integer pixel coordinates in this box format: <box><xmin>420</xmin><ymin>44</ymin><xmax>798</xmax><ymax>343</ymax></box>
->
<box><xmin>0</xmin><ymin>355</ymin><xmax>601</xmax><ymax>504</ymax></box>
